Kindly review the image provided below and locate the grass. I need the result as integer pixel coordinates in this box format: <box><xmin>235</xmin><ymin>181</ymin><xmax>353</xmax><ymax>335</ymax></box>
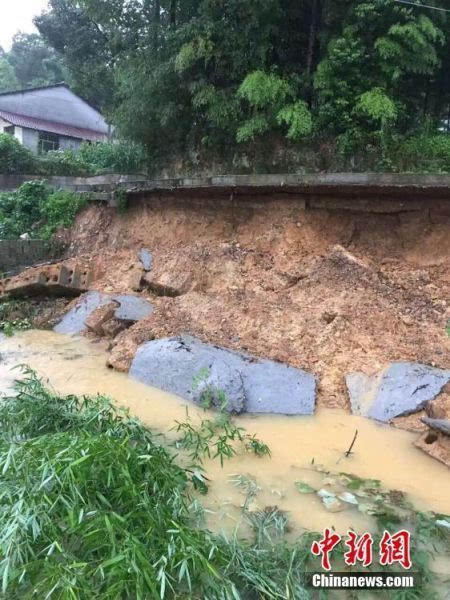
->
<box><xmin>0</xmin><ymin>368</ymin><xmax>447</xmax><ymax>599</ymax></box>
<box><xmin>173</xmin><ymin>409</ymin><xmax>271</xmax><ymax>467</ymax></box>
<box><xmin>0</xmin><ymin>368</ymin><xmax>313</xmax><ymax>599</ymax></box>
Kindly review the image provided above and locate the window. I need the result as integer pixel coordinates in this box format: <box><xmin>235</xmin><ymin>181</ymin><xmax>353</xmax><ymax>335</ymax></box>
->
<box><xmin>4</xmin><ymin>125</ymin><xmax>15</xmax><ymax>136</ymax></box>
<box><xmin>38</xmin><ymin>131</ymin><xmax>60</xmax><ymax>153</ymax></box>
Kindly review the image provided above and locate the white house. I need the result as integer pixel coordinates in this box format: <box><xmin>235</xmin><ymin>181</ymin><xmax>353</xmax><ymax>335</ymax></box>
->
<box><xmin>0</xmin><ymin>83</ymin><xmax>109</xmax><ymax>153</ymax></box>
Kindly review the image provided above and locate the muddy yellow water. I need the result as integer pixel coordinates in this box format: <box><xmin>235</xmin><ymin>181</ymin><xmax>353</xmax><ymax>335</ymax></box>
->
<box><xmin>0</xmin><ymin>330</ymin><xmax>449</xmax><ymax>538</ymax></box>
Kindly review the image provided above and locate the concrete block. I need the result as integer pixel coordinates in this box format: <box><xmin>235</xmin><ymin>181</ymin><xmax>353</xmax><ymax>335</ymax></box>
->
<box><xmin>129</xmin><ymin>335</ymin><xmax>316</xmax><ymax>415</ymax></box>
<box><xmin>347</xmin><ymin>363</ymin><xmax>450</xmax><ymax>422</ymax></box>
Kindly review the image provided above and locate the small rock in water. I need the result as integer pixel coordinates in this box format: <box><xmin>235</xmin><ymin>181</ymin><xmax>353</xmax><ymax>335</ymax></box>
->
<box><xmin>338</xmin><ymin>492</ymin><xmax>359</xmax><ymax>505</ymax></box>
<box><xmin>317</xmin><ymin>490</ymin><xmax>346</xmax><ymax>512</ymax></box>
<box><xmin>346</xmin><ymin>362</ymin><xmax>450</xmax><ymax>422</ymax></box>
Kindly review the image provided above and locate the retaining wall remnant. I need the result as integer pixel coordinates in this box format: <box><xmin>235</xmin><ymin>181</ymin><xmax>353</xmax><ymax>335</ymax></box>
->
<box><xmin>0</xmin><ymin>239</ymin><xmax>51</xmax><ymax>274</ymax></box>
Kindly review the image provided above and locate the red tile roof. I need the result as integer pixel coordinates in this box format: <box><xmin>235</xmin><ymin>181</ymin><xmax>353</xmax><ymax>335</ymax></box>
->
<box><xmin>0</xmin><ymin>109</ymin><xmax>107</xmax><ymax>142</ymax></box>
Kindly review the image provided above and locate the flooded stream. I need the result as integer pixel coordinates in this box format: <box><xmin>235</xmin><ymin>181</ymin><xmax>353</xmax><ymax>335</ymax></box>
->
<box><xmin>0</xmin><ymin>330</ymin><xmax>449</xmax><ymax>539</ymax></box>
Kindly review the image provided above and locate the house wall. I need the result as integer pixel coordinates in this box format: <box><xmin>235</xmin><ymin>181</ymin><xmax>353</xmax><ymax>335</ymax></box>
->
<box><xmin>0</xmin><ymin>240</ymin><xmax>51</xmax><ymax>274</ymax></box>
<box><xmin>0</xmin><ymin>120</ymin><xmax>39</xmax><ymax>152</ymax></box>
<box><xmin>21</xmin><ymin>128</ymin><xmax>39</xmax><ymax>153</ymax></box>
<box><xmin>1</xmin><ymin>123</ymin><xmax>83</xmax><ymax>154</ymax></box>
<box><xmin>59</xmin><ymin>136</ymin><xmax>83</xmax><ymax>151</ymax></box>
<box><xmin>0</xmin><ymin>117</ymin><xmax>10</xmax><ymax>132</ymax></box>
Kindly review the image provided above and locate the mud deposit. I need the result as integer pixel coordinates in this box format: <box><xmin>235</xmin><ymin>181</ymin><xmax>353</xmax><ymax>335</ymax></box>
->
<box><xmin>1</xmin><ymin>330</ymin><xmax>449</xmax><ymax>539</ymax></box>
<box><xmin>63</xmin><ymin>197</ymin><xmax>449</xmax><ymax>409</ymax></box>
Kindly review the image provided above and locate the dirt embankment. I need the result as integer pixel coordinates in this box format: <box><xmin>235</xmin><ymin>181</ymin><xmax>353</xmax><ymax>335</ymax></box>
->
<box><xmin>65</xmin><ymin>194</ymin><xmax>449</xmax><ymax>409</ymax></box>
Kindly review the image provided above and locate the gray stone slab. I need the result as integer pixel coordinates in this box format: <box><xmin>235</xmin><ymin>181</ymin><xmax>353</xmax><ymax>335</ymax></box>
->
<box><xmin>243</xmin><ymin>361</ymin><xmax>316</xmax><ymax>414</ymax></box>
<box><xmin>421</xmin><ymin>418</ymin><xmax>450</xmax><ymax>436</ymax></box>
<box><xmin>112</xmin><ymin>294</ymin><xmax>153</xmax><ymax>321</ymax></box>
<box><xmin>54</xmin><ymin>291</ymin><xmax>153</xmax><ymax>335</ymax></box>
<box><xmin>347</xmin><ymin>362</ymin><xmax>450</xmax><ymax>422</ymax></box>
<box><xmin>129</xmin><ymin>335</ymin><xmax>316</xmax><ymax>415</ymax></box>
<box><xmin>54</xmin><ymin>291</ymin><xmax>110</xmax><ymax>334</ymax></box>
<box><xmin>138</xmin><ymin>249</ymin><xmax>153</xmax><ymax>271</ymax></box>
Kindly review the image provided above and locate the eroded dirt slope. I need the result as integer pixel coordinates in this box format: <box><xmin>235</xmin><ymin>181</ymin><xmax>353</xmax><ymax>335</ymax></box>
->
<box><xmin>65</xmin><ymin>195</ymin><xmax>449</xmax><ymax>408</ymax></box>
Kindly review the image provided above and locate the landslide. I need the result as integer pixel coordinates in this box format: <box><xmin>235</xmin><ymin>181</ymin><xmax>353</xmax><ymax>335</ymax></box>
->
<box><xmin>65</xmin><ymin>195</ymin><xmax>450</xmax><ymax>409</ymax></box>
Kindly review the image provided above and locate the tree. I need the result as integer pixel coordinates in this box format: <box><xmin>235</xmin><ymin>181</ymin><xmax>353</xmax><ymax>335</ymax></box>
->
<box><xmin>7</xmin><ymin>33</ymin><xmax>65</xmax><ymax>89</ymax></box>
<box><xmin>35</xmin><ymin>1</ymin><xmax>114</xmax><ymax>109</ymax></box>
<box><xmin>33</xmin><ymin>0</ymin><xmax>450</xmax><ymax>168</ymax></box>
<box><xmin>0</xmin><ymin>58</ymin><xmax>19</xmax><ymax>92</ymax></box>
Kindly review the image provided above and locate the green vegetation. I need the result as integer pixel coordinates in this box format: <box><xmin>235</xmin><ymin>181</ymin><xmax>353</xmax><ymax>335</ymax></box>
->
<box><xmin>0</xmin><ymin>369</ymin><xmax>447</xmax><ymax>598</ymax></box>
<box><xmin>0</xmin><ymin>134</ymin><xmax>35</xmax><ymax>175</ymax></box>
<box><xmin>0</xmin><ymin>180</ymin><xmax>86</xmax><ymax>239</ymax></box>
<box><xmin>0</xmin><ymin>133</ymin><xmax>147</xmax><ymax>177</ymax></box>
<box><xmin>0</xmin><ymin>33</ymin><xmax>65</xmax><ymax>92</ymax></box>
<box><xmin>0</xmin><ymin>299</ymin><xmax>36</xmax><ymax>337</ymax></box>
<box><xmin>0</xmin><ymin>317</ymin><xmax>32</xmax><ymax>337</ymax></box>
<box><xmin>174</xmin><ymin>410</ymin><xmax>271</xmax><ymax>467</ymax></box>
<box><xmin>0</xmin><ymin>369</ymin><xmax>313</xmax><ymax>599</ymax></box>
<box><xmin>32</xmin><ymin>0</ymin><xmax>450</xmax><ymax>173</ymax></box>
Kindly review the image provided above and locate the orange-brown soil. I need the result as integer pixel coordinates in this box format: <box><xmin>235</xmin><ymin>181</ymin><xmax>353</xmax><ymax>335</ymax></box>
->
<box><xmin>60</xmin><ymin>194</ymin><xmax>449</xmax><ymax>412</ymax></box>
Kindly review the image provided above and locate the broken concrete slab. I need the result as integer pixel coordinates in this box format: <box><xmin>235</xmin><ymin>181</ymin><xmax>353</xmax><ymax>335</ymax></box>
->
<box><xmin>415</xmin><ymin>428</ymin><xmax>450</xmax><ymax>468</ymax></box>
<box><xmin>113</xmin><ymin>294</ymin><xmax>153</xmax><ymax>321</ymax></box>
<box><xmin>54</xmin><ymin>291</ymin><xmax>110</xmax><ymax>334</ymax></box>
<box><xmin>1</xmin><ymin>263</ymin><xmax>93</xmax><ymax>298</ymax></box>
<box><xmin>347</xmin><ymin>362</ymin><xmax>450</xmax><ymax>422</ymax></box>
<box><xmin>242</xmin><ymin>361</ymin><xmax>316</xmax><ymax>414</ymax></box>
<box><xmin>54</xmin><ymin>291</ymin><xmax>153</xmax><ymax>335</ymax></box>
<box><xmin>139</xmin><ymin>249</ymin><xmax>153</xmax><ymax>271</ymax></box>
<box><xmin>129</xmin><ymin>334</ymin><xmax>316</xmax><ymax>415</ymax></box>
<box><xmin>421</xmin><ymin>418</ymin><xmax>450</xmax><ymax>436</ymax></box>
<box><xmin>85</xmin><ymin>302</ymin><xmax>119</xmax><ymax>336</ymax></box>
<box><xmin>127</xmin><ymin>265</ymin><xmax>145</xmax><ymax>291</ymax></box>
<box><xmin>142</xmin><ymin>271</ymin><xmax>188</xmax><ymax>297</ymax></box>
<box><xmin>132</xmin><ymin>337</ymin><xmax>247</xmax><ymax>412</ymax></box>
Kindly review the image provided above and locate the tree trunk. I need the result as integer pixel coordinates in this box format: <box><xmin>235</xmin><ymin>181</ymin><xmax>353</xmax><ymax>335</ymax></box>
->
<box><xmin>306</xmin><ymin>0</ymin><xmax>319</xmax><ymax>77</ymax></box>
<box><xmin>170</xmin><ymin>0</ymin><xmax>177</xmax><ymax>28</ymax></box>
<box><xmin>154</xmin><ymin>0</ymin><xmax>161</xmax><ymax>50</ymax></box>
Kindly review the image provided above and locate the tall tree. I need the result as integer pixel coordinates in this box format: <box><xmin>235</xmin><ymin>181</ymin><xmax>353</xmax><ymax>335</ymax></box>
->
<box><xmin>7</xmin><ymin>33</ymin><xmax>65</xmax><ymax>88</ymax></box>
<box><xmin>0</xmin><ymin>58</ymin><xmax>19</xmax><ymax>93</ymax></box>
<box><xmin>33</xmin><ymin>0</ymin><xmax>450</xmax><ymax>165</ymax></box>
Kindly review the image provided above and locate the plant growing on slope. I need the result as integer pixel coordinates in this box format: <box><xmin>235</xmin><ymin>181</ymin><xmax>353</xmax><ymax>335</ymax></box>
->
<box><xmin>0</xmin><ymin>181</ymin><xmax>87</xmax><ymax>240</ymax></box>
<box><xmin>237</xmin><ymin>71</ymin><xmax>312</xmax><ymax>143</ymax></box>
<box><xmin>39</xmin><ymin>189</ymin><xmax>87</xmax><ymax>239</ymax></box>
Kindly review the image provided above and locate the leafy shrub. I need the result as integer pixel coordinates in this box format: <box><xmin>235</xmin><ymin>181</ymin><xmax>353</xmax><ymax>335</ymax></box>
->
<box><xmin>357</xmin><ymin>88</ymin><xmax>397</xmax><ymax>124</ymax></box>
<box><xmin>0</xmin><ymin>133</ymin><xmax>36</xmax><ymax>174</ymax></box>
<box><xmin>0</xmin><ymin>134</ymin><xmax>147</xmax><ymax>176</ymax></box>
<box><xmin>37</xmin><ymin>149</ymin><xmax>92</xmax><ymax>176</ymax></box>
<box><xmin>237</xmin><ymin>71</ymin><xmax>312</xmax><ymax>143</ymax></box>
<box><xmin>0</xmin><ymin>180</ymin><xmax>48</xmax><ymax>238</ymax></box>
<box><xmin>238</xmin><ymin>71</ymin><xmax>292</xmax><ymax>110</ymax></box>
<box><xmin>35</xmin><ymin>141</ymin><xmax>148</xmax><ymax>176</ymax></box>
<box><xmin>39</xmin><ymin>188</ymin><xmax>87</xmax><ymax>239</ymax></box>
<box><xmin>77</xmin><ymin>140</ymin><xmax>148</xmax><ymax>174</ymax></box>
<box><xmin>0</xmin><ymin>180</ymin><xmax>87</xmax><ymax>239</ymax></box>
<box><xmin>276</xmin><ymin>102</ymin><xmax>313</xmax><ymax>140</ymax></box>
<box><xmin>399</xmin><ymin>133</ymin><xmax>450</xmax><ymax>171</ymax></box>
